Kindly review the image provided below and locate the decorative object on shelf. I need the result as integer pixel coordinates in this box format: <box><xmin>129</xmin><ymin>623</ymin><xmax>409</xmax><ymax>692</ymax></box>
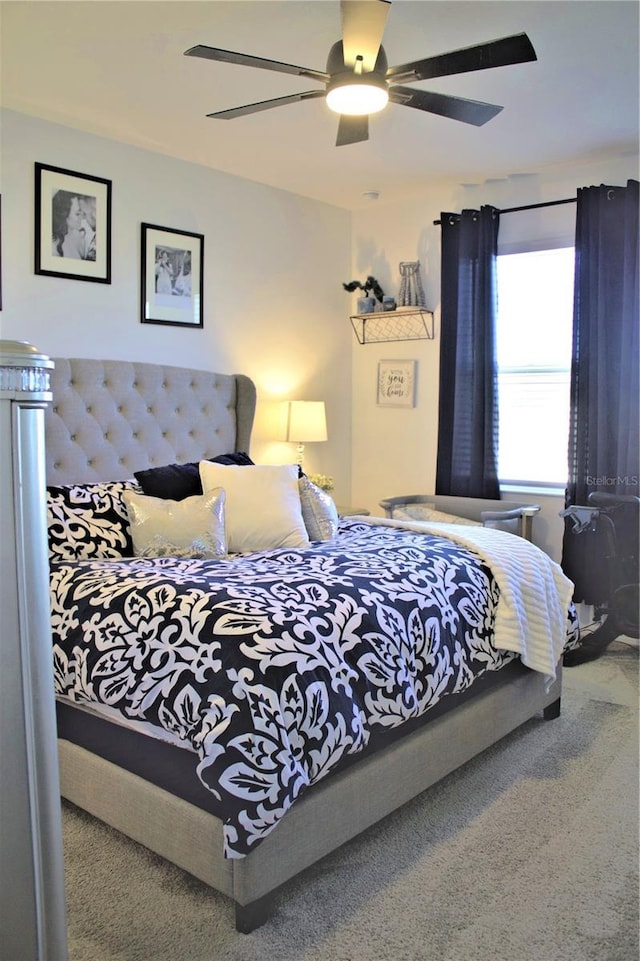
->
<box><xmin>141</xmin><ymin>223</ymin><xmax>204</xmax><ymax>328</ymax></box>
<box><xmin>350</xmin><ymin>308</ymin><xmax>434</xmax><ymax>345</ymax></box>
<box><xmin>398</xmin><ymin>261</ymin><xmax>426</xmax><ymax>307</ymax></box>
<box><xmin>285</xmin><ymin>400</ymin><xmax>328</xmax><ymax>467</ymax></box>
<box><xmin>308</xmin><ymin>473</ymin><xmax>334</xmax><ymax>493</ymax></box>
<box><xmin>358</xmin><ymin>296</ymin><xmax>376</xmax><ymax>314</ymax></box>
<box><xmin>382</xmin><ymin>296</ymin><xmax>396</xmax><ymax>311</ymax></box>
<box><xmin>343</xmin><ymin>275</ymin><xmax>385</xmax><ymax>315</ymax></box>
<box><xmin>377</xmin><ymin>359</ymin><xmax>417</xmax><ymax>408</ymax></box>
<box><xmin>34</xmin><ymin>162</ymin><xmax>112</xmax><ymax>284</ymax></box>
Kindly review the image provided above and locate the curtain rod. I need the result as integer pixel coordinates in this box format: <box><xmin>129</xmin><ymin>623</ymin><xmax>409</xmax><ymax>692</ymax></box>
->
<box><xmin>432</xmin><ymin>196</ymin><xmax>576</xmax><ymax>226</ymax></box>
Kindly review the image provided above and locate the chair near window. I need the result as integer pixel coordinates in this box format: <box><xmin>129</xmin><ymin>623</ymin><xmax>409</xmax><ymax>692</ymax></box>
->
<box><xmin>379</xmin><ymin>494</ymin><xmax>540</xmax><ymax>541</ymax></box>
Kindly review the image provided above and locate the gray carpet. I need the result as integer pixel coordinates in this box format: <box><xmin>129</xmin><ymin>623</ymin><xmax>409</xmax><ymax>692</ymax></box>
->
<box><xmin>62</xmin><ymin>641</ymin><xmax>639</xmax><ymax>961</ymax></box>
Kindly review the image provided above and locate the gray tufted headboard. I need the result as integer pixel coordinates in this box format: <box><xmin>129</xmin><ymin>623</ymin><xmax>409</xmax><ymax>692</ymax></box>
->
<box><xmin>45</xmin><ymin>358</ymin><xmax>257</xmax><ymax>485</ymax></box>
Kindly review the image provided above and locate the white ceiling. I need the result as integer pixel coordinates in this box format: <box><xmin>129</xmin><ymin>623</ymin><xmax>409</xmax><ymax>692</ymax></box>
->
<box><xmin>2</xmin><ymin>1</ymin><xmax>638</xmax><ymax>210</ymax></box>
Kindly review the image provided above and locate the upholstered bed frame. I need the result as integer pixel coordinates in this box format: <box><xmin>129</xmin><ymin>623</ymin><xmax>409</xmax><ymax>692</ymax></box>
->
<box><xmin>45</xmin><ymin>358</ymin><xmax>256</xmax><ymax>485</ymax></box>
<box><xmin>46</xmin><ymin>358</ymin><xmax>562</xmax><ymax>932</ymax></box>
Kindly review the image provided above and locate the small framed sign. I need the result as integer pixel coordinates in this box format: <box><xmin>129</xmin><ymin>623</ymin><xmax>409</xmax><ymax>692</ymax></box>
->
<box><xmin>377</xmin><ymin>360</ymin><xmax>417</xmax><ymax>408</ymax></box>
<box><xmin>141</xmin><ymin>223</ymin><xmax>204</xmax><ymax>328</ymax></box>
<box><xmin>34</xmin><ymin>163</ymin><xmax>111</xmax><ymax>283</ymax></box>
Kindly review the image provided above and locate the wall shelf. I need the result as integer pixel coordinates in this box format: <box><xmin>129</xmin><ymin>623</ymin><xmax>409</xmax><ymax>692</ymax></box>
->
<box><xmin>350</xmin><ymin>308</ymin><xmax>435</xmax><ymax>345</ymax></box>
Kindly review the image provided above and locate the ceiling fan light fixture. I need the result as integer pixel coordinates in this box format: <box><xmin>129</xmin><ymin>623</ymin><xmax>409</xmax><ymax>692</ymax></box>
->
<box><xmin>326</xmin><ymin>80</ymin><xmax>388</xmax><ymax>116</ymax></box>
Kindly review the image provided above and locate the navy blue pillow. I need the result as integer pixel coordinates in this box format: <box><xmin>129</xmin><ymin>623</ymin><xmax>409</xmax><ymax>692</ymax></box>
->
<box><xmin>134</xmin><ymin>452</ymin><xmax>254</xmax><ymax>500</ymax></box>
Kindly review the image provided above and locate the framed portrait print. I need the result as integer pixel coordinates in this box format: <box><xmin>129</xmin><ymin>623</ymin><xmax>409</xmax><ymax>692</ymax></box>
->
<box><xmin>377</xmin><ymin>360</ymin><xmax>417</xmax><ymax>408</ymax></box>
<box><xmin>34</xmin><ymin>163</ymin><xmax>111</xmax><ymax>283</ymax></box>
<box><xmin>141</xmin><ymin>223</ymin><xmax>204</xmax><ymax>328</ymax></box>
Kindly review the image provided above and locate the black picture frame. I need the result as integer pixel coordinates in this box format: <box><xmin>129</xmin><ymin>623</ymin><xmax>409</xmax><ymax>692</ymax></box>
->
<box><xmin>141</xmin><ymin>223</ymin><xmax>204</xmax><ymax>328</ymax></box>
<box><xmin>34</xmin><ymin>163</ymin><xmax>112</xmax><ymax>283</ymax></box>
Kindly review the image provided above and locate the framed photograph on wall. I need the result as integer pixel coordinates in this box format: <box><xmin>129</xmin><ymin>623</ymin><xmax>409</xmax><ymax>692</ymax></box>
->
<box><xmin>377</xmin><ymin>359</ymin><xmax>417</xmax><ymax>408</ymax></box>
<box><xmin>141</xmin><ymin>223</ymin><xmax>204</xmax><ymax>328</ymax></box>
<box><xmin>34</xmin><ymin>163</ymin><xmax>111</xmax><ymax>283</ymax></box>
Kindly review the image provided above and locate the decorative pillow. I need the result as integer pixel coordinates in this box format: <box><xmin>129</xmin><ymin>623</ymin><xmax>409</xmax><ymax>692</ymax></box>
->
<box><xmin>122</xmin><ymin>488</ymin><xmax>227</xmax><ymax>558</ymax></box>
<box><xmin>134</xmin><ymin>452</ymin><xmax>254</xmax><ymax>501</ymax></box>
<box><xmin>393</xmin><ymin>505</ymin><xmax>482</xmax><ymax>526</ymax></box>
<box><xmin>199</xmin><ymin>461</ymin><xmax>310</xmax><ymax>553</ymax></box>
<box><xmin>299</xmin><ymin>476</ymin><xmax>339</xmax><ymax>541</ymax></box>
<box><xmin>47</xmin><ymin>480</ymin><xmax>139</xmax><ymax>561</ymax></box>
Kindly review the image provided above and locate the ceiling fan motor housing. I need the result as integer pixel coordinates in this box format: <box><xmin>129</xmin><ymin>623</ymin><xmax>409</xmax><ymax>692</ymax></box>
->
<box><xmin>325</xmin><ymin>41</ymin><xmax>389</xmax><ymax>114</ymax></box>
<box><xmin>326</xmin><ymin>39</ymin><xmax>388</xmax><ymax>82</ymax></box>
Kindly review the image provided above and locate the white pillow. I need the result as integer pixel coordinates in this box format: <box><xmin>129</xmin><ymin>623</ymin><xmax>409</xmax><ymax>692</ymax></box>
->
<box><xmin>199</xmin><ymin>462</ymin><xmax>310</xmax><ymax>553</ymax></box>
<box><xmin>299</xmin><ymin>476</ymin><xmax>339</xmax><ymax>541</ymax></box>
<box><xmin>123</xmin><ymin>488</ymin><xmax>227</xmax><ymax>558</ymax></box>
<box><xmin>393</xmin><ymin>505</ymin><xmax>482</xmax><ymax>526</ymax></box>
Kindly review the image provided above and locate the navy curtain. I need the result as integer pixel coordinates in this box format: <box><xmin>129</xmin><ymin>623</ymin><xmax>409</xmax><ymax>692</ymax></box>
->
<box><xmin>435</xmin><ymin>206</ymin><xmax>500</xmax><ymax>498</ymax></box>
<box><xmin>561</xmin><ymin>180</ymin><xmax>640</xmax><ymax>602</ymax></box>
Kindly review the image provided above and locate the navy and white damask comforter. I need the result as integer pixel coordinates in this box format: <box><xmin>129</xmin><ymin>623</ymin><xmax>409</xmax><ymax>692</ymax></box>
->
<box><xmin>50</xmin><ymin>519</ymin><xmax>576</xmax><ymax>858</ymax></box>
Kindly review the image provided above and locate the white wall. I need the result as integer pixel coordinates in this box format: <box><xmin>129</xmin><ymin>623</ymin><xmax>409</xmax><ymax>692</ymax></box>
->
<box><xmin>349</xmin><ymin>181</ymin><xmax>457</xmax><ymax>516</ymax></box>
<box><xmin>0</xmin><ymin>109</ymin><xmax>353</xmax><ymax>502</ymax></box>
<box><xmin>350</xmin><ymin>153</ymin><xmax>639</xmax><ymax>559</ymax></box>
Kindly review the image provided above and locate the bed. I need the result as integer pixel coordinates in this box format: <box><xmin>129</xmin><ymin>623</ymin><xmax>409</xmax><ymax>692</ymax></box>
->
<box><xmin>46</xmin><ymin>358</ymin><xmax>578</xmax><ymax>932</ymax></box>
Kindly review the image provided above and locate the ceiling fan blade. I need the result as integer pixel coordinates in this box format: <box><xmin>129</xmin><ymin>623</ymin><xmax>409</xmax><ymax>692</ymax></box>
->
<box><xmin>336</xmin><ymin>114</ymin><xmax>369</xmax><ymax>146</ymax></box>
<box><xmin>389</xmin><ymin>86</ymin><xmax>503</xmax><ymax>126</ymax></box>
<box><xmin>185</xmin><ymin>45</ymin><xmax>328</xmax><ymax>83</ymax></box>
<box><xmin>341</xmin><ymin>0</ymin><xmax>391</xmax><ymax>71</ymax></box>
<box><xmin>387</xmin><ymin>33</ymin><xmax>537</xmax><ymax>83</ymax></box>
<box><xmin>207</xmin><ymin>90</ymin><xmax>325</xmax><ymax>120</ymax></box>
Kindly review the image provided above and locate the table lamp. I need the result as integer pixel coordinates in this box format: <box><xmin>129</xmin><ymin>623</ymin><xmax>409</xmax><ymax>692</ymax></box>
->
<box><xmin>285</xmin><ymin>401</ymin><xmax>327</xmax><ymax>467</ymax></box>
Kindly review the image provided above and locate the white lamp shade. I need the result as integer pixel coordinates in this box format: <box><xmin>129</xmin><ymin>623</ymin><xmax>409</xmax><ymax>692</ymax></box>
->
<box><xmin>286</xmin><ymin>401</ymin><xmax>328</xmax><ymax>443</ymax></box>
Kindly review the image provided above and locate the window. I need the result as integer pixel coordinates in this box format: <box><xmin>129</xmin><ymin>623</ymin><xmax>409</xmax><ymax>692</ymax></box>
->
<box><xmin>496</xmin><ymin>247</ymin><xmax>574</xmax><ymax>488</ymax></box>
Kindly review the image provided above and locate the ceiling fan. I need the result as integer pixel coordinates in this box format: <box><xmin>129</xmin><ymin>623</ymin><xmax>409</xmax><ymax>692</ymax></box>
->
<box><xmin>184</xmin><ymin>0</ymin><xmax>537</xmax><ymax>147</ymax></box>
